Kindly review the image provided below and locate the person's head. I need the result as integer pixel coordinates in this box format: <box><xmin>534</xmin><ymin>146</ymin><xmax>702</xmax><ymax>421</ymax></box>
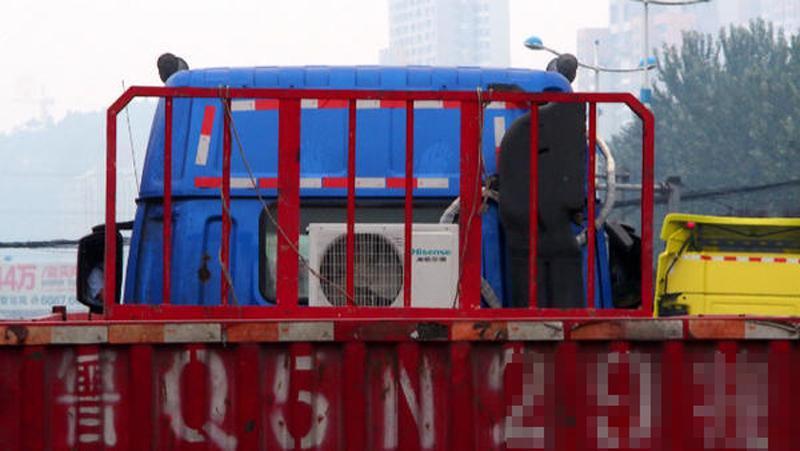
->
<box><xmin>546</xmin><ymin>54</ymin><xmax>578</xmax><ymax>84</ymax></box>
<box><xmin>157</xmin><ymin>53</ymin><xmax>189</xmax><ymax>83</ymax></box>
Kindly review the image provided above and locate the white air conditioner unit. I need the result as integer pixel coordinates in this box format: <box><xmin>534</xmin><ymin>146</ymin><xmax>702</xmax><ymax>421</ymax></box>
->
<box><xmin>307</xmin><ymin>223</ymin><xmax>459</xmax><ymax>308</ymax></box>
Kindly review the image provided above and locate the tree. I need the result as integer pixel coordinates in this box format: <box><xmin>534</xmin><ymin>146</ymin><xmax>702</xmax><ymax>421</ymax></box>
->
<box><xmin>611</xmin><ymin>19</ymin><xmax>800</xmax><ymax>216</ymax></box>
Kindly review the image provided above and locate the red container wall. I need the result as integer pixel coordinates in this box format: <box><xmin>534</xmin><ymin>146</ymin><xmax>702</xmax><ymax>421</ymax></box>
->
<box><xmin>0</xmin><ymin>320</ymin><xmax>796</xmax><ymax>450</ymax></box>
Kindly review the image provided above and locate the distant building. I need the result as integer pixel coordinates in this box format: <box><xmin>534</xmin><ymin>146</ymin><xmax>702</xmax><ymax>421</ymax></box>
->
<box><xmin>576</xmin><ymin>0</ymin><xmax>800</xmax><ymax>137</ymax></box>
<box><xmin>381</xmin><ymin>0</ymin><xmax>510</xmax><ymax>67</ymax></box>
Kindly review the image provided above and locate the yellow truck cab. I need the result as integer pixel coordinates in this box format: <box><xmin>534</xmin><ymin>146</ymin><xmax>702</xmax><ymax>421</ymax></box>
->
<box><xmin>656</xmin><ymin>213</ymin><xmax>800</xmax><ymax>316</ymax></box>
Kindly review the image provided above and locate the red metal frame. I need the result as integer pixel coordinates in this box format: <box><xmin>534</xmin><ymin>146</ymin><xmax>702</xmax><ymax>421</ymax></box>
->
<box><xmin>346</xmin><ymin>100</ymin><xmax>357</xmax><ymax>306</ymax></box>
<box><xmin>587</xmin><ymin>102</ymin><xmax>598</xmax><ymax>309</ymax></box>
<box><xmin>103</xmin><ymin>87</ymin><xmax>655</xmax><ymax>321</ymax></box>
<box><xmin>403</xmin><ymin>100</ymin><xmax>414</xmax><ymax>308</ymax></box>
<box><xmin>528</xmin><ymin>103</ymin><xmax>539</xmax><ymax>308</ymax></box>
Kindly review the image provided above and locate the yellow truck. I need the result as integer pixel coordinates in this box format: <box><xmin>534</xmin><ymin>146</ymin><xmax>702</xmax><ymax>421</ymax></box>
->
<box><xmin>656</xmin><ymin>213</ymin><xmax>800</xmax><ymax>316</ymax></box>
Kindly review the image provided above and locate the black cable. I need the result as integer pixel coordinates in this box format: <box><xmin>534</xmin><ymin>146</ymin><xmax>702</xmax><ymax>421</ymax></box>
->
<box><xmin>614</xmin><ymin>178</ymin><xmax>800</xmax><ymax>208</ymax></box>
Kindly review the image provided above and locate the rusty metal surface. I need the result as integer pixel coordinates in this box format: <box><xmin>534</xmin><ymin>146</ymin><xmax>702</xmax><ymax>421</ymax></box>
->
<box><xmin>0</xmin><ymin>320</ymin><xmax>797</xmax><ymax>450</ymax></box>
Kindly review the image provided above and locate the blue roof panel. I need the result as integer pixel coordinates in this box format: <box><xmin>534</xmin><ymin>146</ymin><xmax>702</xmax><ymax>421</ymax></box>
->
<box><xmin>140</xmin><ymin>66</ymin><xmax>572</xmax><ymax>199</ymax></box>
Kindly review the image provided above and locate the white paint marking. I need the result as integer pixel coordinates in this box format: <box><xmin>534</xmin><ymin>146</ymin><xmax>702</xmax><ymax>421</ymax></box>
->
<box><xmin>300</xmin><ymin>178</ymin><xmax>323</xmax><ymax>189</ymax></box>
<box><xmin>414</xmin><ymin>100</ymin><xmax>443</xmax><ymax>109</ymax></box>
<box><xmin>195</xmin><ymin>135</ymin><xmax>211</xmax><ymax>166</ymax></box>
<box><xmin>355</xmin><ymin>177</ymin><xmax>386</xmax><ymax>188</ymax></box>
<box><xmin>416</xmin><ymin>178</ymin><xmax>449</xmax><ymax>189</ymax></box>
<box><xmin>301</xmin><ymin>99</ymin><xmax>319</xmax><ymax>109</ymax></box>
<box><xmin>493</xmin><ymin>116</ymin><xmax>506</xmax><ymax>147</ymax></box>
<box><xmin>163</xmin><ymin>350</ymin><xmax>237</xmax><ymax>451</ymax></box>
<box><xmin>79</xmin><ymin>433</ymin><xmax>100</xmax><ymax>443</ymax></box>
<box><xmin>383</xmin><ymin>366</ymin><xmax>398</xmax><ymax>449</ymax></box>
<box><xmin>231</xmin><ymin>99</ymin><xmax>255</xmax><ymax>111</ymax></box>
<box><xmin>295</xmin><ymin>355</ymin><xmax>313</xmax><ymax>371</ymax></box>
<box><xmin>356</xmin><ymin>99</ymin><xmax>381</xmax><ymax>109</ymax></box>
<box><xmin>230</xmin><ymin>177</ymin><xmax>256</xmax><ymax>189</ymax></box>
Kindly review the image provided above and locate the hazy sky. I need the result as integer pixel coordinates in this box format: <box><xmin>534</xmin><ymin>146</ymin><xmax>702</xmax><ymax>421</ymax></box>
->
<box><xmin>0</xmin><ymin>0</ymin><xmax>608</xmax><ymax>133</ymax></box>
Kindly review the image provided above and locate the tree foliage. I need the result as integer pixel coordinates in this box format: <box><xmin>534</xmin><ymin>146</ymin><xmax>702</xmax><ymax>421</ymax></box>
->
<box><xmin>611</xmin><ymin>19</ymin><xmax>800</xmax><ymax>215</ymax></box>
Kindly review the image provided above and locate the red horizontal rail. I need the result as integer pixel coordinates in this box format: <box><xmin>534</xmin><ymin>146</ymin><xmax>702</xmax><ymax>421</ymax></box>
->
<box><xmin>103</xmin><ymin>87</ymin><xmax>654</xmax><ymax>321</ymax></box>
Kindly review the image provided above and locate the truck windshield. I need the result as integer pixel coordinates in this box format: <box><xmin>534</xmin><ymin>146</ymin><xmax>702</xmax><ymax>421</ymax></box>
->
<box><xmin>259</xmin><ymin>199</ymin><xmax>452</xmax><ymax>305</ymax></box>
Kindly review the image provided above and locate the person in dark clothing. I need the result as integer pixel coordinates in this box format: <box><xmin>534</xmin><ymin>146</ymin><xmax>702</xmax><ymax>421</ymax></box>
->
<box><xmin>497</xmin><ymin>53</ymin><xmax>587</xmax><ymax>308</ymax></box>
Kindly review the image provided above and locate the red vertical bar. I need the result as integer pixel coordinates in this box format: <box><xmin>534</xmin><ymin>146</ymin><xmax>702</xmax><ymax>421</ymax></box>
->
<box><xmin>554</xmin><ymin>341</ymin><xmax>579</xmax><ymax>450</ymax></box>
<box><xmin>586</xmin><ymin>103</ymin><xmax>597</xmax><ymax>309</ymax></box>
<box><xmin>277</xmin><ymin>98</ymin><xmax>301</xmax><ymax>308</ymax></box>
<box><xmin>163</xmin><ymin>96</ymin><xmax>173</xmax><ymax>305</ymax></box>
<box><xmin>347</xmin><ymin>99</ymin><xmax>356</xmax><ymax>306</ymax></box>
<box><xmin>403</xmin><ymin>100</ymin><xmax>414</xmax><ymax>308</ymax></box>
<box><xmin>21</xmin><ymin>346</ymin><xmax>45</xmax><ymax>451</ymax></box>
<box><xmin>528</xmin><ymin>103</ymin><xmax>539</xmax><ymax>309</ymax></box>
<box><xmin>450</xmin><ymin>342</ymin><xmax>475</xmax><ymax>450</ymax></box>
<box><xmin>640</xmin><ymin>108</ymin><xmax>655</xmax><ymax>314</ymax></box>
<box><xmin>221</xmin><ymin>97</ymin><xmax>232</xmax><ymax>306</ymax></box>
<box><xmin>661</xmin><ymin>341</ymin><xmax>686</xmax><ymax>451</ymax></box>
<box><xmin>105</xmin><ymin>109</ymin><xmax>118</xmax><ymax>316</ymax></box>
<box><xmin>129</xmin><ymin>345</ymin><xmax>155</xmax><ymax>449</ymax></box>
<box><xmin>343</xmin><ymin>342</ymin><xmax>367</xmax><ymax>449</ymax></box>
<box><xmin>397</xmin><ymin>343</ymin><xmax>421</xmax><ymax>451</ymax></box>
<box><xmin>236</xmin><ymin>344</ymin><xmax>261</xmax><ymax>449</ymax></box>
<box><xmin>458</xmin><ymin>99</ymin><xmax>482</xmax><ymax>310</ymax></box>
<box><xmin>768</xmin><ymin>341</ymin><xmax>791</xmax><ymax>451</ymax></box>
<box><xmin>289</xmin><ymin>343</ymin><xmax>314</xmax><ymax>450</ymax></box>
<box><xmin>0</xmin><ymin>351</ymin><xmax>21</xmax><ymax>450</ymax></box>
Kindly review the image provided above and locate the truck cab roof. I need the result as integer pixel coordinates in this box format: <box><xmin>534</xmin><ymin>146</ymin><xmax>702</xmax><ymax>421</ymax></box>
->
<box><xmin>139</xmin><ymin>65</ymin><xmax>572</xmax><ymax>200</ymax></box>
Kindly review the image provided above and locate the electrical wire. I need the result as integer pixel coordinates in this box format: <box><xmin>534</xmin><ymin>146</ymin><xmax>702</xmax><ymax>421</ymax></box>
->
<box><xmin>121</xmin><ymin>80</ymin><xmax>140</xmax><ymax>190</ymax></box>
<box><xmin>218</xmin><ymin>89</ymin><xmax>356</xmax><ymax>306</ymax></box>
<box><xmin>452</xmin><ymin>87</ymin><xmax>489</xmax><ymax>308</ymax></box>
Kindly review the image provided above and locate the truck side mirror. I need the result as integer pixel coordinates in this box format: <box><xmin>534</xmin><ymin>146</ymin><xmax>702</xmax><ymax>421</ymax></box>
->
<box><xmin>76</xmin><ymin>227</ymin><xmax>123</xmax><ymax>314</ymax></box>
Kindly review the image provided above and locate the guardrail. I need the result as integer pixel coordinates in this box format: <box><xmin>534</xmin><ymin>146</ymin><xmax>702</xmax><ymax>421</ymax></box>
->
<box><xmin>104</xmin><ymin>87</ymin><xmax>654</xmax><ymax>320</ymax></box>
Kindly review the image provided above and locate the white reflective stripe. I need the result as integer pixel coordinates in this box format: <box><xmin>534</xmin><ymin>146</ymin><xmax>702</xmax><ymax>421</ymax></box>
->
<box><xmin>417</xmin><ymin>178</ymin><xmax>449</xmax><ymax>189</ymax></box>
<box><xmin>230</xmin><ymin>178</ymin><xmax>256</xmax><ymax>189</ymax></box>
<box><xmin>414</xmin><ymin>100</ymin><xmax>443</xmax><ymax>109</ymax></box>
<box><xmin>195</xmin><ymin>135</ymin><xmax>211</xmax><ymax>166</ymax></box>
<box><xmin>295</xmin><ymin>355</ymin><xmax>313</xmax><ymax>371</ymax></box>
<box><xmin>487</xmin><ymin>101</ymin><xmax>506</xmax><ymax>109</ymax></box>
<box><xmin>301</xmin><ymin>99</ymin><xmax>319</xmax><ymax>109</ymax></box>
<box><xmin>494</xmin><ymin>116</ymin><xmax>506</xmax><ymax>147</ymax></box>
<box><xmin>300</xmin><ymin>178</ymin><xmax>323</xmax><ymax>188</ymax></box>
<box><xmin>356</xmin><ymin>177</ymin><xmax>386</xmax><ymax>188</ymax></box>
<box><xmin>683</xmin><ymin>254</ymin><xmax>800</xmax><ymax>263</ymax></box>
<box><xmin>231</xmin><ymin>100</ymin><xmax>255</xmax><ymax>111</ymax></box>
<box><xmin>356</xmin><ymin>99</ymin><xmax>381</xmax><ymax>109</ymax></box>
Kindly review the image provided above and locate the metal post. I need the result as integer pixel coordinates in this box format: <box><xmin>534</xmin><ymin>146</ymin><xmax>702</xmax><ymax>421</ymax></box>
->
<box><xmin>666</xmin><ymin>176</ymin><xmax>682</xmax><ymax>213</ymax></box>
<box><xmin>593</xmin><ymin>39</ymin><xmax>601</xmax><ymax>92</ymax></box>
<box><xmin>346</xmin><ymin>100</ymin><xmax>356</xmax><ymax>306</ymax></box>
<box><xmin>641</xmin><ymin>0</ymin><xmax>651</xmax><ymax>104</ymax></box>
<box><xmin>163</xmin><ymin>97</ymin><xmax>173</xmax><ymax>305</ymax></box>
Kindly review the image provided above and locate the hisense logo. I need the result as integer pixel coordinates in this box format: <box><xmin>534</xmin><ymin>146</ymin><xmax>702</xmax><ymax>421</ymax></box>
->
<box><xmin>411</xmin><ymin>248</ymin><xmax>451</xmax><ymax>257</ymax></box>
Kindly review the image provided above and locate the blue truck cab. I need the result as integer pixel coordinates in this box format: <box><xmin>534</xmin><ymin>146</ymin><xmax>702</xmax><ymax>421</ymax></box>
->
<box><xmin>95</xmin><ymin>65</ymin><xmax>621</xmax><ymax>309</ymax></box>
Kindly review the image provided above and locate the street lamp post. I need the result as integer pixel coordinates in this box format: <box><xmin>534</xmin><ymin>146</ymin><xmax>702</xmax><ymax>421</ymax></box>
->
<box><xmin>524</xmin><ymin>36</ymin><xmax>655</xmax><ymax>91</ymax></box>
<box><xmin>629</xmin><ymin>0</ymin><xmax>711</xmax><ymax>104</ymax></box>
<box><xmin>593</xmin><ymin>39</ymin><xmax>601</xmax><ymax>92</ymax></box>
